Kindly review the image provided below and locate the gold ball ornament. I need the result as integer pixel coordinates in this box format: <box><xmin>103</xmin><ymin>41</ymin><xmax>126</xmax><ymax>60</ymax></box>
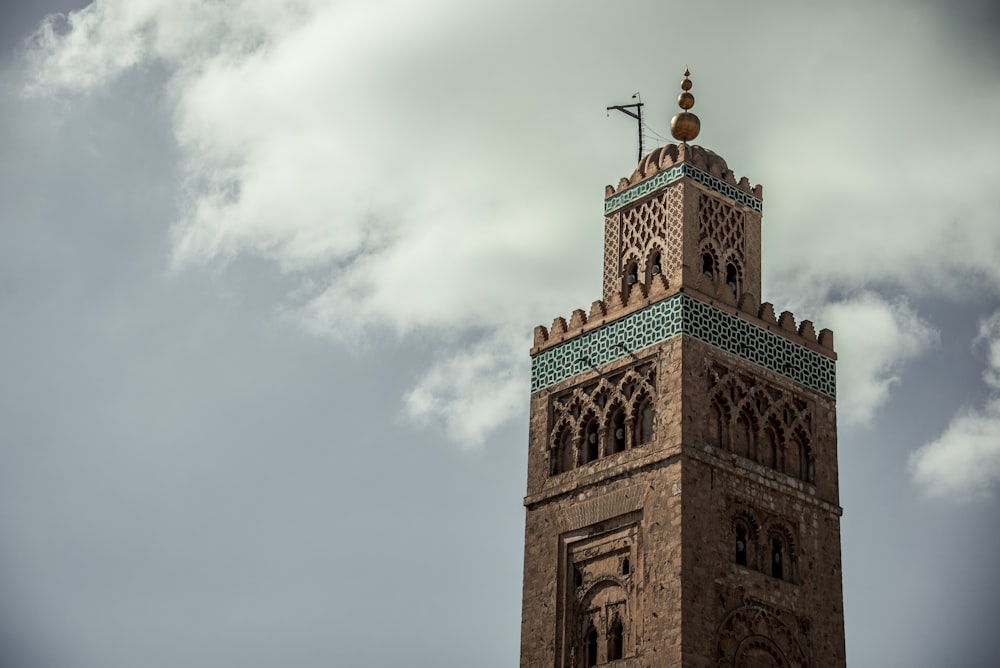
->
<box><xmin>681</xmin><ymin>79</ymin><xmax>692</xmax><ymax>91</ymax></box>
<box><xmin>670</xmin><ymin>112</ymin><xmax>700</xmax><ymax>142</ymax></box>
<box><xmin>678</xmin><ymin>92</ymin><xmax>695</xmax><ymax>110</ymax></box>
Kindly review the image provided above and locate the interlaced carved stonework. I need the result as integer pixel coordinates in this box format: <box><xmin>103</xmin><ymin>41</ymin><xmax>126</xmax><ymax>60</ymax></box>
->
<box><xmin>715</xmin><ymin>601</ymin><xmax>811</xmax><ymax>668</ymax></box>
<box><xmin>706</xmin><ymin>362</ymin><xmax>815</xmax><ymax>484</ymax></box>
<box><xmin>603</xmin><ymin>185</ymin><xmax>684</xmax><ymax>302</ymax></box>
<box><xmin>699</xmin><ymin>193</ymin><xmax>746</xmax><ymax>295</ymax></box>
<box><xmin>560</xmin><ymin>515</ymin><xmax>639</xmax><ymax>668</ymax></box>
<box><xmin>548</xmin><ymin>362</ymin><xmax>656</xmax><ymax>476</ymax></box>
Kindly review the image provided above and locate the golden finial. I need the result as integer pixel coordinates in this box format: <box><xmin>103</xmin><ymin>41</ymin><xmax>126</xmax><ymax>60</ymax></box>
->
<box><xmin>670</xmin><ymin>68</ymin><xmax>700</xmax><ymax>142</ymax></box>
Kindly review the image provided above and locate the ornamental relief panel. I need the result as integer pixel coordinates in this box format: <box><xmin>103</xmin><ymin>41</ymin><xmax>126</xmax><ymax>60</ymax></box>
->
<box><xmin>547</xmin><ymin>362</ymin><xmax>656</xmax><ymax>475</ymax></box>
<box><xmin>706</xmin><ymin>362</ymin><xmax>815</xmax><ymax>484</ymax></box>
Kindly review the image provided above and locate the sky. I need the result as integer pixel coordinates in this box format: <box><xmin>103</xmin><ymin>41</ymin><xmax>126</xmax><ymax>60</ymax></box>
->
<box><xmin>0</xmin><ymin>0</ymin><xmax>998</xmax><ymax>666</ymax></box>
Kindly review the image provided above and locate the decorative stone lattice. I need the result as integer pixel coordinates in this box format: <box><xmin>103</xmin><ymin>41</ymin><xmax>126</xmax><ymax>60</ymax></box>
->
<box><xmin>699</xmin><ymin>193</ymin><xmax>745</xmax><ymax>289</ymax></box>
<box><xmin>603</xmin><ymin>214</ymin><xmax>621</xmax><ymax>302</ymax></box>
<box><xmin>530</xmin><ymin>294</ymin><xmax>836</xmax><ymax>397</ymax></box>
<box><xmin>548</xmin><ymin>362</ymin><xmax>656</xmax><ymax>473</ymax></box>
<box><xmin>707</xmin><ymin>362</ymin><xmax>815</xmax><ymax>483</ymax></box>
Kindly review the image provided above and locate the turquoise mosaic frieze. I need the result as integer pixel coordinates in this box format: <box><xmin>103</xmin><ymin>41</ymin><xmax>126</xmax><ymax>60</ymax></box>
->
<box><xmin>604</xmin><ymin>163</ymin><xmax>763</xmax><ymax>214</ymax></box>
<box><xmin>530</xmin><ymin>294</ymin><xmax>835</xmax><ymax>397</ymax></box>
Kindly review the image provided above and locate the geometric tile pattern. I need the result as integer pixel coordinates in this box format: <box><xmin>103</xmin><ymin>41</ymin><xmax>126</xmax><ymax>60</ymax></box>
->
<box><xmin>531</xmin><ymin>294</ymin><xmax>835</xmax><ymax>397</ymax></box>
<box><xmin>605</xmin><ymin>162</ymin><xmax>763</xmax><ymax>214</ymax></box>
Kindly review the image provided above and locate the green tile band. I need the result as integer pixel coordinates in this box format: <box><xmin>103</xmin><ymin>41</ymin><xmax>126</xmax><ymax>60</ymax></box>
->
<box><xmin>530</xmin><ymin>294</ymin><xmax>834</xmax><ymax>397</ymax></box>
<box><xmin>604</xmin><ymin>163</ymin><xmax>762</xmax><ymax>214</ymax></box>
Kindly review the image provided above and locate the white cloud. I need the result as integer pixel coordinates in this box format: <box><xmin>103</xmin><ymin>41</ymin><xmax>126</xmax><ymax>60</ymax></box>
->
<box><xmin>909</xmin><ymin>311</ymin><xmax>1000</xmax><ymax>499</ymax></box>
<box><xmin>818</xmin><ymin>293</ymin><xmax>938</xmax><ymax>426</ymax></box>
<box><xmin>19</xmin><ymin>0</ymin><xmax>1000</xmax><ymax>445</ymax></box>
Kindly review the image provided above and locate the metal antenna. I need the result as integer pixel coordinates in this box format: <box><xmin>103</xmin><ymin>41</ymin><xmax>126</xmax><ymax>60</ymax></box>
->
<box><xmin>607</xmin><ymin>92</ymin><xmax>644</xmax><ymax>163</ymax></box>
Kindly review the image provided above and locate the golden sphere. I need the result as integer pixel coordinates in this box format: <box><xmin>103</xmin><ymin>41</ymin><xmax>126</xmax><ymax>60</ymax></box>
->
<box><xmin>681</xmin><ymin>79</ymin><xmax>692</xmax><ymax>91</ymax></box>
<box><xmin>678</xmin><ymin>92</ymin><xmax>695</xmax><ymax>110</ymax></box>
<box><xmin>670</xmin><ymin>112</ymin><xmax>700</xmax><ymax>141</ymax></box>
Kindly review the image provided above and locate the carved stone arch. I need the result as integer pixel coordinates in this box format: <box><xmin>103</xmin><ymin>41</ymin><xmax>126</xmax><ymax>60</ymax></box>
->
<box><xmin>732</xmin><ymin>408</ymin><xmax>757</xmax><ymax>460</ymax></box>
<box><xmin>763</xmin><ymin>522</ymin><xmax>798</xmax><ymax>582</ymax></box>
<box><xmin>715</xmin><ymin>604</ymin><xmax>810</xmax><ymax>668</ymax></box>
<box><xmin>578</xmin><ymin>409</ymin><xmax>601</xmax><ymax>465</ymax></box>
<box><xmin>605</xmin><ymin>401</ymin><xmax>628</xmax><ymax>456</ymax></box>
<box><xmin>731</xmin><ymin>508</ymin><xmax>760</xmax><ymax>569</ymax></box>
<box><xmin>629</xmin><ymin>390</ymin><xmax>655</xmax><ymax>448</ymax></box>
<box><xmin>734</xmin><ymin>635</ymin><xmax>790</xmax><ymax>668</ymax></box>
<box><xmin>707</xmin><ymin>392</ymin><xmax>731</xmax><ymax>450</ymax></box>
<box><xmin>721</xmin><ymin>250</ymin><xmax>744</xmax><ymax>297</ymax></box>
<box><xmin>700</xmin><ymin>240</ymin><xmax>721</xmax><ymax>283</ymax></box>
<box><xmin>644</xmin><ymin>243</ymin><xmax>666</xmax><ymax>286</ymax></box>
<box><xmin>784</xmin><ymin>424</ymin><xmax>810</xmax><ymax>480</ymax></box>
<box><xmin>759</xmin><ymin>416</ymin><xmax>782</xmax><ymax>470</ymax></box>
<box><xmin>549</xmin><ymin>417</ymin><xmax>576</xmax><ymax>475</ymax></box>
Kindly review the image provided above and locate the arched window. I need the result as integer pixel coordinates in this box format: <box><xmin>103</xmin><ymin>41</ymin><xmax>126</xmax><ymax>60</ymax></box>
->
<box><xmin>771</xmin><ymin>536</ymin><xmax>784</xmax><ymax>580</ymax></box>
<box><xmin>582</xmin><ymin>419</ymin><xmax>599</xmax><ymax>464</ymax></box>
<box><xmin>760</xmin><ymin>425</ymin><xmax>777</xmax><ymax>469</ymax></box>
<box><xmin>622</xmin><ymin>261</ymin><xmax>639</xmax><ymax>301</ymax></box>
<box><xmin>707</xmin><ymin>401</ymin><xmax>725</xmax><ymax>448</ymax></box>
<box><xmin>635</xmin><ymin>397</ymin><xmax>654</xmax><ymax>446</ymax></box>
<box><xmin>735</xmin><ymin>524</ymin><xmax>748</xmax><ymax>566</ymax></box>
<box><xmin>786</xmin><ymin>434</ymin><xmax>803</xmax><ymax>479</ymax></box>
<box><xmin>702</xmin><ymin>252</ymin><xmax>715</xmax><ymax>280</ymax></box>
<box><xmin>608</xmin><ymin>408</ymin><xmax>626</xmax><ymax>455</ymax></box>
<box><xmin>726</xmin><ymin>262</ymin><xmax>739</xmax><ymax>294</ymax></box>
<box><xmin>733</xmin><ymin>415</ymin><xmax>752</xmax><ymax>459</ymax></box>
<box><xmin>607</xmin><ymin>616</ymin><xmax>624</xmax><ymax>661</ymax></box>
<box><xmin>551</xmin><ymin>427</ymin><xmax>573</xmax><ymax>475</ymax></box>
<box><xmin>646</xmin><ymin>250</ymin><xmax>662</xmax><ymax>285</ymax></box>
<box><xmin>585</xmin><ymin>623</ymin><xmax>598</xmax><ymax>667</ymax></box>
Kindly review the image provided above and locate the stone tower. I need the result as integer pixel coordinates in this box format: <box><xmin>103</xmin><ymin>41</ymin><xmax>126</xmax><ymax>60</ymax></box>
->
<box><xmin>519</xmin><ymin>83</ymin><xmax>846</xmax><ymax>668</ymax></box>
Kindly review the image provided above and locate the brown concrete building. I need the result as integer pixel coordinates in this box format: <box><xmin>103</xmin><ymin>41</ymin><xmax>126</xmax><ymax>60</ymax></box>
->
<box><xmin>519</xmin><ymin>93</ymin><xmax>846</xmax><ymax>667</ymax></box>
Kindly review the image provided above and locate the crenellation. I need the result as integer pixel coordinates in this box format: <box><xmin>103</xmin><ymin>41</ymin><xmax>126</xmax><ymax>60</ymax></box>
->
<box><xmin>818</xmin><ymin>328</ymin><xmax>834</xmax><ymax>349</ymax></box>
<box><xmin>798</xmin><ymin>320</ymin><xmax>817</xmax><ymax>343</ymax></box>
<box><xmin>569</xmin><ymin>308</ymin><xmax>588</xmax><ymax>330</ymax></box>
<box><xmin>778</xmin><ymin>310</ymin><xmax>797</xmax><ymax>333</ymax></box>
<box><xmin>758</xmin><ymin>302</ymin><xmax>777</xmax><ymax>325</ymax></box>
<box><xmin>551</xmin><ymin>316</ymin><xmax>568</xmax><ymax>337</ymax></box>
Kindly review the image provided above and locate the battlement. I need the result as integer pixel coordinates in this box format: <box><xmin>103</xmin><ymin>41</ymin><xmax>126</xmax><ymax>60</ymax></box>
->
<box><xmin>531</xmin><ymin>275</ymin><xmax>834</xmax><ymax>359</ymax></box>
<box><xmin>605</xmin><ymin>143</ymin><xmax>762</xmax><ymax>204</ymax></box>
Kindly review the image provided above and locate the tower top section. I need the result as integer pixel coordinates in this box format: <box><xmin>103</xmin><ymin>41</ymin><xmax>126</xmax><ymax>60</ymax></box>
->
<box><xmin>670</xmin><ymin>68</ymin><xmax>700</xmax><ymax>142</ymax></box>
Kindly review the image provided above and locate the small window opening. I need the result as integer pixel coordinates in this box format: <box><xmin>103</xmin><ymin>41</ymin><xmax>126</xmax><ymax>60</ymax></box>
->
<box><xmin>649</xmin><ymin>251</ymin><xmax>662</xmax><ymax>279</ymax></box>
<box><xmin>702</xmin><ymin>252</ymin><xmax>714</xmax><ymax>279</ymax></box>
<box><xmin>585</xmin><ymin>624</ymin><xmax>599</xmax><ymax>667</ymax></box>
<box><xmin>636</xmin><ymin>399</ymin><xmax>654</xmax><ymax>446</ymax></box>
<box><xmin>771</xmin><ymin>538</ymin><xmax>784</xmax><ymax>579</ymax></box>
<box><xmin>735</xmin><ymin>526</ymin><xmax>748</xmax><ymax>566</ymax></box>
<box><xmin>573</xmin><ymin>565</ymin><xmax>583</xmax><ymax>588</ymax></box>
<box><xmin>621</xmin><ymin>556</ymin><xmax>631</xmax><ymax>575</ymax></box>
<box><xmin>609</xmin><ymin>411</ymin><xmax>626</xmax><ymax>455</ymax></box>
<box><xmin>726</xmin><ymin>263</ymin><xmax>738</xmax><ymax>293</ymax></box>
<box><xmin>584</xmin><ymin>424</ymin><xmax>599</xmax><ymax>463</ymax></box>
<box><xmin>608</xmin><ymin>617</ymin><xmax>624</xmax><ymax>661</ymax></box>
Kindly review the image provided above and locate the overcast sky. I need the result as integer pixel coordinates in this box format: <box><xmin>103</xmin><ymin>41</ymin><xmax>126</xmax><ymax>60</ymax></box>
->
<box><xmin>1</xmin><ymin>1</ymin><xmax>999</xmax><ymax>666</ymax></box>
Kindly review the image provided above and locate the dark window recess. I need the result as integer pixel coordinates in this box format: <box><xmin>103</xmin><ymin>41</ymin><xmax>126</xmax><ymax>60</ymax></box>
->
<box><xmin>574</xmin><ymin>566</ymin><xmax>583</xmax><ymax>588</ymax></box>
<box><xmin>621</xmin><ymin>556</ymin><xmax>630</xmax><ymax>576</ymax></box>
<box><xmin>610</xmin><ymin>411</ymin><xmax>626</xmax><ymax>454</ymax></box>
<box><xmin>584</xmin><ymin>423</ymin><xmax>599</xmax><ymax>463</ymax></box>
<box><xmin>608</xmin><ymin>617</ymin><xmax>624</xmax><ymax>661</ymax></box>
<box><xmin>771</xmin><ymin>538</ymin><xmax>784</xmax><ymax>579</ymax></box>
<box><xmin>735</xmin><ymin>526</ymin><xmax>748</xmax><ymax>566</ymax></box>
<box><xmin>636</xmin><ymin>400</ymin><xmax>654</xmax><ymax>445</ymax></box>
<box><xmin>702</xmin><ymin>252</ymin><xmax>714</xmax><ymax>278</ymax></box>
<box><xmin>585</xmin><ymin>624</ymin><xmax>598</xmax><ymax>667</ymax></box>
<box><xmin>726</xmin><ymin>263</ymin><xmax>738</xmax><ymax>292</ymax></box>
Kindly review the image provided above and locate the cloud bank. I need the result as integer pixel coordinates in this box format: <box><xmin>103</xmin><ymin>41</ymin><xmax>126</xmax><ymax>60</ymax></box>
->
<box><xmin>19</xmin><ymin>0</ymin><xmax>1000</xmax><ymax>450</ymax></box>
<box><xmin>909</xmin><ymin>311</ymin><xmax>1000</xmax><ymax>499</ymax></box>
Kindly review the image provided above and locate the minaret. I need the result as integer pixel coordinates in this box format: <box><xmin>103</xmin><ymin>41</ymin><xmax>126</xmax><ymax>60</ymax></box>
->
<box><xmin>519</xmin><ymin>71</ymin><xmax>846</xmax><ymax>668</ymax></box>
